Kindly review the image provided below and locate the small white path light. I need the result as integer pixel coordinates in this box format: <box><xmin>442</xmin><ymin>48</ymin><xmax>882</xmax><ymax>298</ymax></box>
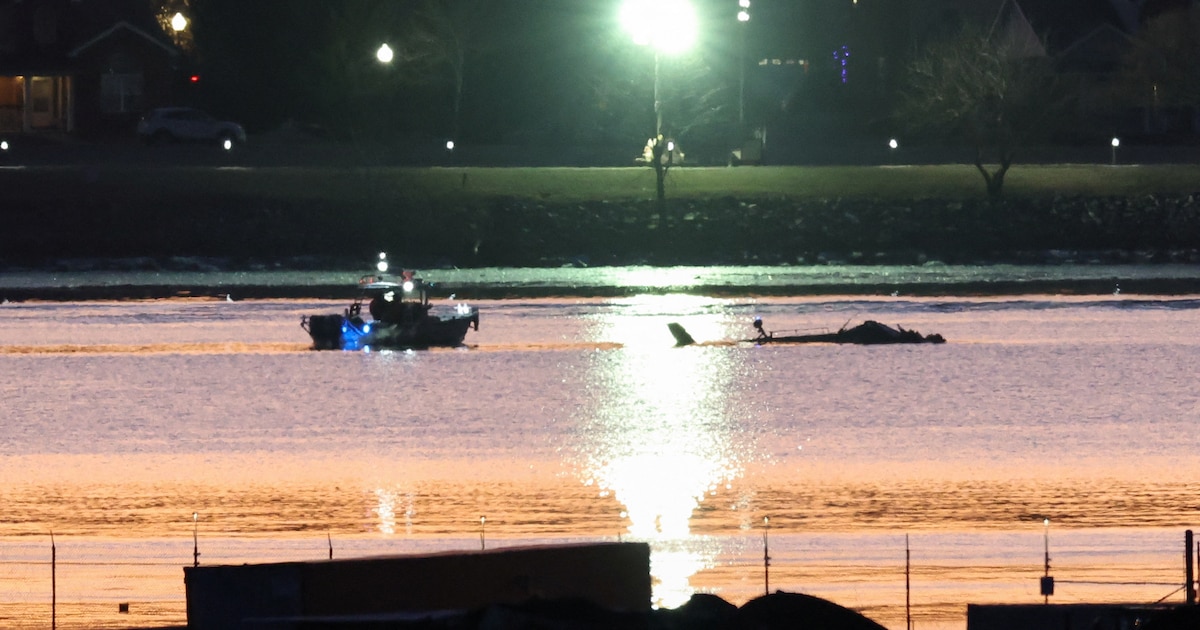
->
<box><xmin>1111</xmin><ymin>136</ymin><xmax>1120</xmax><ymax>165</ymax></box>
<box><xmin>376</xmin><ymin>43</ymin><xmax>394</xmax><ymax>64</ymax></box>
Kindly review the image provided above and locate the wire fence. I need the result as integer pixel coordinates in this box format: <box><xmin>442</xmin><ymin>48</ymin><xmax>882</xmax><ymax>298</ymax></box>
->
<box><xmin>1</xmin><ymin>531</ymin><xmax>1198</xmax><ymax>630</ymax></box>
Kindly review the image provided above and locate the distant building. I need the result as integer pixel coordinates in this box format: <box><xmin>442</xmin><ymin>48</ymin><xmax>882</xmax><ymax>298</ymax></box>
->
<box><xmin>0</xmin><ymin>0</ymin><xmax>184</xmax><ymax>136</ymax></box>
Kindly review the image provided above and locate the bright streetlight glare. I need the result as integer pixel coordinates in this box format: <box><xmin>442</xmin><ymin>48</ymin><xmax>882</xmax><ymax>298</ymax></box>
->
<box><xmin>376</xmin><ymin>43</ymin><xmax>394</xmax><ymax>64</ymax></box>
<box><xmin>1111</xmin><ymin>137</ymin><xmax>1120</xmax><ymax>148</ymax></box>
<box><xmin>170</xmin><ymin>12</ymin><xmax>187</xmax><ymax>32</ymax></box>
<box><xmin>620</xmin><ymin>0</ymin><xmax>698</xmax><ymax>54</ymax></box>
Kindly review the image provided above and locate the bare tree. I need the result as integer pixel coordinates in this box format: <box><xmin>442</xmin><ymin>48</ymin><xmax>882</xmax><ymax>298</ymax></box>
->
<box><xmin>897</xmin><ymin>26</ymin><xmax>1063</xmax><ymax>196</ymax></box>
<box><xmin>402</xmin><ymin>0</ymin><xmax>499</xmax><ymax>141</ymax></box>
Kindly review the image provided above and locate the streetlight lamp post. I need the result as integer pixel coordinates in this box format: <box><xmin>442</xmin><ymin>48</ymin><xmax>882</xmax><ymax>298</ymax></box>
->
<box><xmin>737</xmin><ymin>0</ymin><xmax>750</xmax><ymax>134</ymax></box>
<box><xmin>620</xmin><ymin>0</ymin><xmax>698</xmax><ymax>139</ymax></box>
<box><xmin>619</xmin><ymin>0</ymin><xmax>698</xmax><ymax>207</ymax></box>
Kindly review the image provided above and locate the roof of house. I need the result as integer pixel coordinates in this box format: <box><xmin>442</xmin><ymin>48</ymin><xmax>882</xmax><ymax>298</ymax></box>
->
<box><xmin>1017</xmin><ymin>0</ymin><xmax>1132</xmax><ymax>49</ymax></box>
<box><xmin>1054</xmin><ymin>22</ymin><xmax>1135</xmax><ymax>74</ymax></box>
<box><xmin>0</xmin><ymin>0</ymin><xmax>176</xmax><ymax>74</ymax></box>
<box><xmin>909</xmin><ymin>0</ymin><xmax>1133</xmax><ymax>54</ymax></box>
<box><xmin>69</xmin><ymin>19</ymin><xmax>179</xmax><ymax>58</ymax></box>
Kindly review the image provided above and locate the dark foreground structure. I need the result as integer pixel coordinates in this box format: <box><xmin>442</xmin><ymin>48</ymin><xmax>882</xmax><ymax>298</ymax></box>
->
<box><xmin>182</xmin><ymin>541</ymin><xmax>888</xmax><ymax>630</ymax></box>
<box><xmin>968</xmin><ymin>603</ymin><xmax>1200</xmax><ymax>630</ymax></box>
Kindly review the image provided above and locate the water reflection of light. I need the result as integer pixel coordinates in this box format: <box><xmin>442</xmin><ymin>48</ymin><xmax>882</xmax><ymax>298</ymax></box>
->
<box><xmin>374</xmin><ymin>488</ymin><xmax>396</xmax><ymax>535</ymax></box>
<box><xmin>579</xmin><ymin>295</ymin><xmax>747</xmax><ymax>609</ymax></box>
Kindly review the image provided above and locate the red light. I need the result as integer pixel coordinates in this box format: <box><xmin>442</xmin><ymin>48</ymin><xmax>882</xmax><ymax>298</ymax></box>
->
<box><xmin>190</xmin><ymin>75</ymin><xmax>200</xmax><ymax>83</ymax></box>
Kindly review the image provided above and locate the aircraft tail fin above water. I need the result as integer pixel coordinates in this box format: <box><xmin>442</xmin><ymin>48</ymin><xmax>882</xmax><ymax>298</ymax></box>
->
<box><xmin>667</xmin><ymin>323</ymin><xmax>696</xmax><ymax>347</ymax></box>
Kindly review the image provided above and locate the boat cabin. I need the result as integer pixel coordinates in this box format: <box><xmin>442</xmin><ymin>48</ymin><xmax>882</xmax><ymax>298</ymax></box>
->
<box><xmin>347</xmin><ymin>274</ymin><xmax>431</xmax><ymax>324</ymax></box>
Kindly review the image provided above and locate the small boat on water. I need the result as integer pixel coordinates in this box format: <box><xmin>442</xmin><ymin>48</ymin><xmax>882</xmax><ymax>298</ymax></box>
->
<box><xmin>302</xmin><ymin>263</ymin><xmax>478</xmax><ymax>351</ymax></box>
<box><xmin>669</xmin><ymin>318</ymin><xmax>945</xmax><ymax>347</ymax></box>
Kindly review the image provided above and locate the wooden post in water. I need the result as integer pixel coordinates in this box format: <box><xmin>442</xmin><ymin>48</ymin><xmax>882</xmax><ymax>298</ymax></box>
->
<box><xmin>762</xmin><ymin>516</ymin><xmax>770</xmax><ymax>596</ymax></box>
<box><xmin>906</xmin><ymin>534</ymin><xmax>912</xmax><ymax>630</ymax></box>
<box><xmin>50</xmin><ymin>531</ymin><xmax>56</xmax><ymax>630</ymax></box>
<box><xmin>479</xmin><ymin>516</ymin><xmax>486</xmax><ymax>551</ymax></box>
<box><xmin>1186</xmin><ymin>530</ymin><xmax>1195</xmax><ymax>605</ymax></box>
<box><xmin>192</xmin><ymin>512</ymin><xmax>200</xmax><ymax>567</ymax></box>
<box><xmin>1040</xmin><ymin>519</ymin><xmax>1054</xmax><ymax>604</ymax></box>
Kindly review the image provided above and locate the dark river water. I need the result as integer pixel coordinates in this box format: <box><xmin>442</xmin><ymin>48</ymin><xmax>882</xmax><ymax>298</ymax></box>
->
<box><xmin>2</xmin><ymin>265</ymin><xmax>1199</xmax><ymax>629</ymax></box>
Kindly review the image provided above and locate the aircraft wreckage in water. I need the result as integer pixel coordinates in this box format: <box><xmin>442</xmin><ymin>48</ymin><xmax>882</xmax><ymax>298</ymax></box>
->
<box><xmin>668</xmin><ymin>318</ymin><xmax>946</xmax><ymax>347</ymax></box>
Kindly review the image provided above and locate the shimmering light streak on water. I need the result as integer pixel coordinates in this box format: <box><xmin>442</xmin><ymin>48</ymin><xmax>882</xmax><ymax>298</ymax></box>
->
<box><xmin>375</xmin><ymin>488</ymin><xmax>397</xmax><ymax>535</ymax></box>
<box><xmin>573</xmin><ymin>295</ymin><xmax>750</xmax><ymax>607</ymax></box>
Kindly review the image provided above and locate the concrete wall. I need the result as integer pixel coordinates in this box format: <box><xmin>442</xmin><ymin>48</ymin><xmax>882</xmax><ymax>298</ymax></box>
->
<box><xmin>184</xmin><ymin>541</ymin><xmax>651</xmax><ymax>630</ymax></box>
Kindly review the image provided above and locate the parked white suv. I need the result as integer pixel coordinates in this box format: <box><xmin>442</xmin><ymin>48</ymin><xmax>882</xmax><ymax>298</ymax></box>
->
<box><xmin>137</xmin><ymin>107</ymin><xmax>246</xmax><ymax>146</ymax></box>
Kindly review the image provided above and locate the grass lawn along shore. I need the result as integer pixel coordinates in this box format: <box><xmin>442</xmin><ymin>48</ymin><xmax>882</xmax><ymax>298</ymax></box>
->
<box><xmin>5</xmin><ymin>164</ymin><xmax>1200</xmax><ymax>204</ymax></box>
<box><xmin>3</xmin><ymin>164</ymin><xmax>1200</xmax><ymax>269</ymax></box>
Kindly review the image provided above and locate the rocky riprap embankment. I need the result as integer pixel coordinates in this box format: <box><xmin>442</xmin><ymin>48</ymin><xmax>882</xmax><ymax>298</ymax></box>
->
<box><xmin>4</xmin><ymin>193</ymin><xmax>1200</xmax><ymax>270</ymax></box>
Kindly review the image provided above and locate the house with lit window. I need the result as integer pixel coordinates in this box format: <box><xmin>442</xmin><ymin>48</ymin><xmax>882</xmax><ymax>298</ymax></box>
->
<box><xmin>0</xmin><ymin>0</ymin><xmax>183</xmax><ymax>136</ymax></box>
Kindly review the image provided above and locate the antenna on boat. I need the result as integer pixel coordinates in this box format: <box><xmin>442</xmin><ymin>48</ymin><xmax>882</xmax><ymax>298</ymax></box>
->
<box><xmin>480</xmin><ymin>516</ymin><xmax>487</xmax><ymax>550</ymax></box>
<box><xmin>327</xmin><ymin>532</ymin><xmax>333</xmax><ymax>560</ymax></box>
<box><xmin>839</xmin><ymin>314</ymin><xmax>854</xmax><ymax>333</ymax></box>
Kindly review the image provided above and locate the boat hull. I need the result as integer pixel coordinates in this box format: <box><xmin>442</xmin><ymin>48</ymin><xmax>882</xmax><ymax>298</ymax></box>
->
<box><xmin>303</xmin><ymin>311</ymin><xmax>479</xmax><ymax>351</ymax></box>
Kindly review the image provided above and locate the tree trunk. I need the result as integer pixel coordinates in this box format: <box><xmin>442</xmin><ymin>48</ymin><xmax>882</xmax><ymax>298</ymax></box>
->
<box><xmin>974</xmin><ymin>149</ymin><xmax>1013</xmax><ymax>197</ymax></box>
<box><xmin>652</xmin><ymin>140</ymin><xmax>667</xmax><ymax>211</ymax></box>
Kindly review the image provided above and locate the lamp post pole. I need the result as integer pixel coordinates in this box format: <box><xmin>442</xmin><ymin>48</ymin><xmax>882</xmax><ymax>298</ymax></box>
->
<box><xmin>620</xmin><ymin>0</ymin><xmax>697</xmax><ymax>140</ymax></box>
<box><xmin>654</xmin><ymin>50</ymin><xmax>662</xmax><ymax>138</ymax></box>
<box><xmin>737</xmin><ymin>0</ymin><xmax>750</xmax><ymax>135</ymax></box>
